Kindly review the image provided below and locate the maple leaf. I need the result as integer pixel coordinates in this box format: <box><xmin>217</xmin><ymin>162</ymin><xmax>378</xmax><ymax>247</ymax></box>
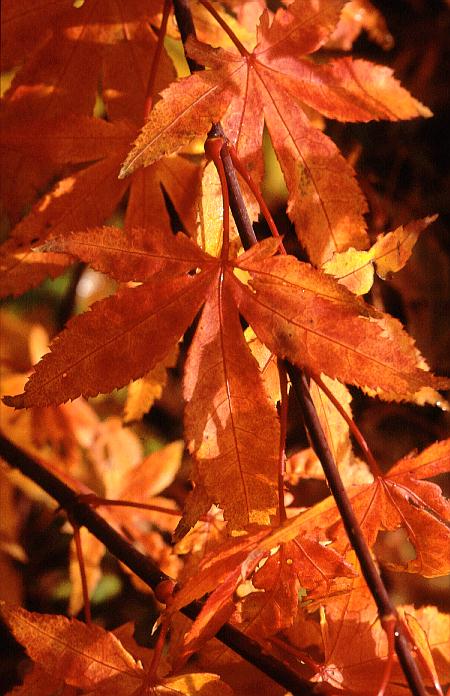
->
<box><xmin>170</xmin><ymin>534</ymin><xmax>270</xmax><ymax>666</ymax></box>
<box><xmin>0</xmin><ymin>320</ymin><xmax>182</xmax><ymax>610</ymax></box>
<box><xmin>405</xmin><ymin>606</ymin><xmax>450</xmax><ymax>686</ymax></box>
<box><xmin>177</xmin><ymin>508</ymin><xmax>318</xmax><ymax>590</ymax></box>
<box><xmin>4</xmin><ymin>228</ymin><xmax>212</xmax><ymax>404</ymax></box>
<box><xmin>120</xmin><ymin>0</ymin><xmax>430</xmax><ymax>264</ymax></box>
<box><xmin>173</xmin><ymin>507</ymin><xmax>229</xmax><ymax>602</ymax></box>
<box><xmin>0</xmin><ymin>602</ymin><xmax>144</xmax><ymax>693</ymax></box>
<box><xmin>1</xmin><ymin>372</ymin><xmax>101</xmax><ymax>478</ymax></box>
<box><xmin>124</xmin><ymin>345</ymin><xmax>179</xmax><ymax>423</ymax></box>
<box><xmin>163</xmin><ymin>515</ymin><xmax>359</xmax><ymax>670</ymax></box>
<box><xmin>313</xmin><ymin>573</ymin><xmax>408</xmax><ymax>694</ymax></box>
<box><xmin>2</xmin><ymin>2</ymin><xmax>167</xmax><ymax>117</ymax></box>
<box><xmin>308</xmin><ymin>376</ymin><xmax>356</xmax><ymax>473</ymax></box>
<box><xmin>183</xmin><ymin>270</ymin><xmax>280</xmax><ymax>528</ymax></box>
<box><xmin>171</xmin><ymin>530</ymin><xmax>270</xmax><ymax>617</ymax></box>
<box><xmin>401</xmin><ymin>609</ymin><xmax>446</xmax><ymax>696</ymax></box>
<box><xmin>0</xmin><ymin>249</ymin><xmax>75</xmax><ymax>299</ymax></box>
<box><xmin>147</xmin><ymin>673</ymin><xmax>234</xmax><ymax>696</ymax></box>
<box><xmin>323</xmin><ymin>216</ymin><xmax>437</xmax><ymax>295</ymax></box>
<box><xmin>1</xmin><ymin>2</ymin><xmax>169</xmax><ymax>228</ymax></box>
<box><xmin>285</xmin><ymin>375</ymin><xmax>370</xmax><ymax>488</ymax></box>
<box><xmin>165</xmin><ymin>512</ymin><xmax>356</xmax><ymax>661</ymax></box>
<box><xmin>302</xmin><ymin>570</ymin><xmax>450</xmax><ymax>695</ymax></box>
<box><xmin>4</xmin><ymin>230</ymin><xmax>281</xmax><ymax>530</ymax></box>
<box><xmin>0</xmin><ymin>5</ymin><xmax>204</xmax><ymax>297</ymax></box>
<box><xmin>0</xmin><ymin>115</ymin><xmax>201</xmax><ymax>298</ymax></box>
<box><xmin>326</xmin><ymin>0</ymin><xmax>393</xmax><ymax>51</ymax></box>
<box><xmin>230</xmin><ymin>239</ymin><xmax>449</xmax><ymax>400</ymax></box>
<box><xmin>244</xmin><ymin>328</ymin><xmax>281</xmax><ymax>404</ymax></box>
<box><xmin>170</xmin><ymin>613</ymin><xmax>291</xmax><ymax>696</ymax></box>
<box><xmin>5</xmin><ymin>231</ymin><xmax>448</xmax><ymax>527</ymax></box>
<box><xmin>67</xmin><ymin>417</ymin><xmax>143</xmax><ymax>614</ymax></box>
<box><xmin>316</xmin><ymin>439</ymin><xmax>450</xmax><ymax>576</ymax></box>
<box><xmin>0</xmin><ymin>603</ymin><xmax>233</xmax><ymax>696</ymax></box>
<box><xmin>0</xmin><ymin>469</ymin><xmax>27</xmax><ymax>606</ymax></box>
<box><xmin>166</xmin><ymin>0</ymin><xmax>257</xmax><ymax>52</ymax></box>
<box><xmin>194</xmin><ymin>160</ymin><xmax>259</xmax><ymax>258</ymax></box>
<box><xmin>102</xmin><ymin>439</ymin><xmax>184</xmax><ymax>569</ymax></box>
<box><xmin>235</xmin><ymin>536</ymin><xmax>356</xmax><ymax>639</ymax></box>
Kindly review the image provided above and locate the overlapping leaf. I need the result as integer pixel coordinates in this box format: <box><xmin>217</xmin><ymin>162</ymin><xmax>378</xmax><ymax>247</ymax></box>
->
<box><xmin>1</xmin><ymin>603</ymin><xmax>143</xmax><ymax>693</ymax></box>
<box><xmin>123</xmin><ymin>345</ymin><xmax>179</xmax><ymax>423</ymax></box>
<box><xmin>5</xmin><ymin>274</ymin><xmax>212</xmax><ymax>405</ymax></box>
<box><xmin>2</xmin><ymin>1</ymin><xmax>449</xmax><ymax>693</ymax></box>
<box><xmin>294</xmin><ymin>569</ymin><xmax>449</xmax><ymax>695</ymax></box>
<box><xmin>326</xmin><ymin>0</ymin><xmax>393</xmax><ymax>51</ymax></box>
<box><xmin>69</xmin><ymin>437</ymin><xmax>184</xmax><ymax>613</ymax></box>
<box><xmin>1</xmin><ymin>2</ymin><xmax>163</xmax><ymax>225</ymax></box>
<box><xmin>164</xmin><ymin>514</ymin><xmax>355</xmax><ymax>660</ymax></box>
<box><xmin>0</xmin><ymin>8</ymin><xmax>203</xmax><ymax>297</ymax></box>
<box><xmin>231</xmin><ymin>240</ymin><xmax>449</xmax><ymax>400</ymax></box>
<box><xmin>0</xmin><ymin>603</ymin><xmax>233</xmax><ymax>695</ymax></box>
<box><xmin>317</xmin><ymin>439</ymin><xmax>450</xmax><ymax>576</ymax></box>
<box><xmin>121</xmin><ymin>0</ymin><xmax>430</xmax><ymax>264</ymax></box>
<box><xmin>0</xmin><ymin>315</ymin><xmax>102</xmax><ymax>476</ymax></box>
<box><xmin>235</xmin><ymin>536</ymin><xmax>356</xmax><ymax>639</ymax></box>
<box><xmin>184</xmin><ymin>271</ymin><xmax>279</xmax><ymax>528</ymax></box>
<box><xmin>323</xmin><ymin>216</ymin><xmax>437</xmax><ymax>295</ymax></box>
<box><xmin>5</xmin><ymin>229</ymin><xmax>281</xmax><ymax>529</ymax></box>
<box><xmin>316</xmin><ymin>574</ymin><xmax>410</xmax><ymax>694</ymax></box>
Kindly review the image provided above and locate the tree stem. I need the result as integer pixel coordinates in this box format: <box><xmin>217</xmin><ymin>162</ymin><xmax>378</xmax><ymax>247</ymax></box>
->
<box><xmin>143</xmin><ymin>0</ymin><xmax>172</xmax><ymax>119</ymax></box>
<box><xmin>171</xmin><ymin>0</ymin><xmax>202</xmax><ymax>72</ymax></box>
<box><xmin>70</xmin><ymin>520</ymin><xmax>92</xmax><ymax>625</ymax></box>
<box><xmin>277</xmin><ymin>359</ymin><xmax>288</xmax><ymax>523</ymax></box>
<box><xmin>209</xmin><ymin>122</ymin><xmax>257</xmax><ymax>249</ymax></box>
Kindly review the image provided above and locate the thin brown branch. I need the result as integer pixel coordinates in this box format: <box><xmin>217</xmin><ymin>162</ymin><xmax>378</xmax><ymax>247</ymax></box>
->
<box><xmin>0</xmin><ymin>434</ymin><xmax>314</xmax><ymax>696</ymax></box>
<box><xmin>144</xmin><ymin>0</ymin><xmax>172</xmax><ymax>119</ymax></box>
<box><xmin>170</xmin><ymin>0</ymin><xmax>258</xmax><ymax>250</ymax></box>
<box><xmin>0</xmin><ymin>435</ymin><xmax>167</xmax><ymax>589</ymax></box>
<box><xmin>209</xmin><ymin>122</ymin><xmax>258</xmax><ymax>249</ymax></box>
<box><xmin>70</xmin><ymin>519</ymin><xmax>92</xmax><ymax>625</ymax></box>
<box><xmin>172</xmin><ymin>0</ymin><xmax>202</xmax><ymax>72</ymax></box>
<box><xmin>56</xmin><ymin>262</ymin><xmax>85</xmax><ymax>331</ymax></box>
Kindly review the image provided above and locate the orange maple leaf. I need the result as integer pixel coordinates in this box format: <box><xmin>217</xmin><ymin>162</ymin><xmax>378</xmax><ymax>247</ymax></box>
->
<box><xmin>120</xmin><ymin>0</ymin><xmax>431</xmax><ymax>264</ymax></box>
<box><xmin>0</xmin><ymin>2</ymin><xmax>203</xmax><ymax>298</ymax></box>
<box><xmin>0</xmin><ymin>116</ymin><xmax>200</xmax><ymax>298</ymax></box>
<box><xmin>0</xmin><ymin>603</ymin><xmax>233</xmax><ymax>695</ymax></box>
<box><xmin>315</xmin><ymin>439</ymin><xmax>450</xmax><ymax>576</ymax></box>
<box><xmin>236</xmin><ymin>537</ymin><xmax>356</xmax><ymax>639</ymax></box>
<box><xmin>323</xmin><ymin>216</ymin><xmax>437</xmax><ymax>295</ymax></box>
<box><xmin>69</xmin><ymin>437</ymin><xmax>184</xmax><ymax>613</ymax></box>
<box><xmin>162</xmin><ymin>514</ymin><xmax>355</xmax><ymax>661</ymax></box>
<box><xmin>301</xmin><ymin>572</ymin><xmax>450</xmax><ymax>695</ymax></box>
<box><xmin>1</xmin><ymin>1</ymin><xmax>165</xmax><ymax>225</ymax></box>
<box><xmin>4</xmin><ymin>230</ymin><xmax>448</xmax><ymax>527</ymax></box>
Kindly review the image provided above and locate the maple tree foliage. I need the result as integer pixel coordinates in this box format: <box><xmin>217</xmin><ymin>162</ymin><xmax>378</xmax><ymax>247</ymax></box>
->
<box><xmin>1</xmin><ymin>0</ymin><xmax>450</xmax><ymax>695</ymax></box>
